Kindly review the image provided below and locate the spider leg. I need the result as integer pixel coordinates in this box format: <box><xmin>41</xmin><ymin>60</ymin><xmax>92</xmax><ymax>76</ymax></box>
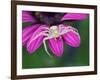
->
<box><xmin>59</xmin><ymin>26</ymin><xmax>79</xmax><ymax>36</ymax></box>
<box><xmin>43</xmin><ymin>35</ymin><xmax>55</xmax><ymax>58</ymax></box>
<box><xmin>59</xmin><ymin>25</ymin><xmax>78</xmax><ymax>32</ymax></box>
<box><xmin>27</xmin><ymin>30</ymin><xmax>49</xmax><ymax>48</ymax></box>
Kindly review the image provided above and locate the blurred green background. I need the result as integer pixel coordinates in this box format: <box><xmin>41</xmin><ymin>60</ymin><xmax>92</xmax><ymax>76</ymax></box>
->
<box><xmin>22</xmin><ymin>13</ymin><xmax>89</xmax><ymax>69</ymax></box>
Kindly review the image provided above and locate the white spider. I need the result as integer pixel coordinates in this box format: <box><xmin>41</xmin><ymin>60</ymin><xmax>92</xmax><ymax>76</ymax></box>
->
<box><xmin>27</xmin><ymin>24</ymin><xmax>79</xmax><ymax>57</ymax></box>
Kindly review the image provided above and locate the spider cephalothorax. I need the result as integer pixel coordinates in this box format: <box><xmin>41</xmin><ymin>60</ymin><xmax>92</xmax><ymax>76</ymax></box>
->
<box><xmin>50</xmin><ymin>26</ymin><xmax>59</xmax><ymax>38</ymax></box>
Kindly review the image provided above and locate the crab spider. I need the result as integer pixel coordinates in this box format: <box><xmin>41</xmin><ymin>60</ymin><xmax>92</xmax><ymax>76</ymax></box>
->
<box><xmin>27</xmin><ymin>24</ymin><xmax>79</xmax><ymax>57</ymax></box>
<box><xmin>43</xmin><ymin>25</ymin><xmax>80</xmax><ymax>57</ymax></box>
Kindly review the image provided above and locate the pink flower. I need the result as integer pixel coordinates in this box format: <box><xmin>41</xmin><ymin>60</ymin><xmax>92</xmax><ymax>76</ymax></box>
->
<box><xmin>22</xmin><ymin>11</ymin><xmax>88</xmax><ymax>57</ymax></box>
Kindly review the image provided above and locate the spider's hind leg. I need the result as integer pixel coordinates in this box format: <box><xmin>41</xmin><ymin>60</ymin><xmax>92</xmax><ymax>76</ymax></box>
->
<box><xmin>43</xmin><ymin>37</ymin><xmax>54</xmax><ymax>58</ymax></box>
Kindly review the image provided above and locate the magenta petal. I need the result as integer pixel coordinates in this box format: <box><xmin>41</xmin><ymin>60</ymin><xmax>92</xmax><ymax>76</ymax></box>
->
<box><xmin>27</xmin><ymin>36</ymin><xmax>44</xmax><ymax>54</ymax></box>
<box><xmin>62</xmin><ymin>31</ymin><xmax>80</xmax><ymax>47</ymax></box>
<box><xmin>27</xmin><ymin>25</ymin><xmax>48</xmax><ymax>54</ymax></box>
<box><xmin>61</xmin><ymin>13</ymin><xmax>88</xmax><ymax>21</ymax></box>
<box><xmin>48</xmin><ymin>37</ymin><xmax>63</xmax><ymax>57</ymax></box>
<box><xmin>22</xmin><ymin>11</ymin><xmax>36</xmax><ymax>23</ymax></box>
<box><xmin>22</xmin><ymin>24</ymin><xmax>40</xmax><ymax>46</ymax></box>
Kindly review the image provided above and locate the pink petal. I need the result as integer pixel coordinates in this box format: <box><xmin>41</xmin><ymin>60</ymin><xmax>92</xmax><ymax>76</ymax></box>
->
<box><xmin>27</xmin><ymin>36</ymin><xmax>44</xmax><ymax>54</ymax></box>
<box><xmin>27</xmin><ymin>25</ymin><xmax>48</xmax><ymax>54</ymax></box>
<box><xmin>22</xmin><ymin>11</ymin><xmax>36</xmax><ymax>23</ymax></box>
<box><xmin>48</xmin><ymin>37</ymin><xmax>63</xmax><ymax>57</ymax></box>
<box><xmin>62</xmin><ymin>30</ymin><xmax>80</xmax><ymax>47</ymax></box>
<box><xmin>22</xmin><ymin>24</ymin><xmax>40</xmax><ymax>46</ymax></box>
<box><xmin>61</xmin><ymin>13</ymin><xmax>88</xmax><ymax>21</ymax></box>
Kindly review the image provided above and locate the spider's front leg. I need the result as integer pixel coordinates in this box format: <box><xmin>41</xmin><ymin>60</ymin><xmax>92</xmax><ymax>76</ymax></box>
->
<box><xmin>27</xmin><ymin>30</ymin><xmax>49</xmax><ymax>48</ymax></box>
<box><xmin>59</xmin><ymin>25</ymin><xmax>79</xmax><ymax>36</ymax></box>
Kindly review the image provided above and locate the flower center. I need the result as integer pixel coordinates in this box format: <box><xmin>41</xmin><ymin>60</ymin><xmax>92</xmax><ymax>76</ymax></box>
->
<box><xmin>50</xmin><ymin>26</ymin><xmax>59</xmax><ymax>38</ymax></box>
